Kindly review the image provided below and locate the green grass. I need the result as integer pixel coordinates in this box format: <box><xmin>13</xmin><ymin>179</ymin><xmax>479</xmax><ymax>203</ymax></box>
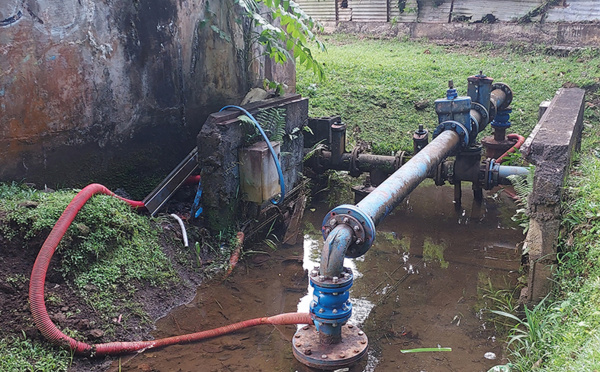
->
<box><xmin>0</xmin><ymin>184</ymin><xmax>178</xmax><ymax>316</ymax></box>
<box><xmin>485</xmin><ymin>126</ymin><xmax>600</xmax><ymax>371</ymax></box>
<box><xmin>0</xmin><ymin>336</ymin><xmax>70</xmax><ymax>372</ymax></box>
<box><xmin>297</xmin><ymin>34</ymin><xmax>600</xmax><ymax>154</ymax></box>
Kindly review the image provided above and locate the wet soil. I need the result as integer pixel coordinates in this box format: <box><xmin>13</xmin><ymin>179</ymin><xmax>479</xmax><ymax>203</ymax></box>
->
<box><xmin>0</xmin><ymin>218</ymin><xmax>201</xmax><ymax>372</ymax></box>
<box><xmin>112</xmin><ymin>184</ymin><xmax>522</xmax><ymax>372</ymax></box>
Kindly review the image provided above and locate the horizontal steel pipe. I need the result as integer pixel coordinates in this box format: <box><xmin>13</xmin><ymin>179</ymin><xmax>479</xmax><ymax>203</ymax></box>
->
<box><xmin>356</xmin><ymin>130</ymin><xmax>461</xmax><ymax>226</ymax></box>
<box><xmin>497</xmin><ymin>165</ymin><xmax>530</xmax><ymax>185</ymax></box>
<box><xmin>317</xmin><ymin>151</ymin><xmax>401</xmax><ymax>174</ymax></box>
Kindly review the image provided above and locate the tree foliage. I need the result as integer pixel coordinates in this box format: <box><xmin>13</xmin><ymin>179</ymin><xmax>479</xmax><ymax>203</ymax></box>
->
<box><xmin>237</xmin><ymin>0</ymin><xmax>326</xmax><ymax>81</ymax></box>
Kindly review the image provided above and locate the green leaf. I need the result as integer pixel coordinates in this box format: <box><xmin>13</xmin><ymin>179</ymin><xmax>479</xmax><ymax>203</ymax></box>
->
<box><xmin>400</xmin><ymin>347</ymin><xmax>452</xmax><ymax>353</ymax></box>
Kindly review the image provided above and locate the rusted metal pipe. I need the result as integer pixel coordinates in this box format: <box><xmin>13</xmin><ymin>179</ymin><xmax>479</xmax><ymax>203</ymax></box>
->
<box><xmin>356</xmin><ymin>130</ymin><xmax>461</xmax><ymax>226</ymax></box>
<box><xmin>319</xmin><ymin>224</ymin><xmax>355</xmax><ymax>278</ymax></box>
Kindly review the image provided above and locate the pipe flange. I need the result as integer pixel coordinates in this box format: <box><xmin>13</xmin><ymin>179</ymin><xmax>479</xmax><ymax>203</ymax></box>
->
<box><xmin>492</xmin><ymin>83</ymin><xmax>513</xmax><ymax>110</ymax></box>
<box><xmin>323</xmin><ymin>214</ymin><xmax>365</xmax><ymax>249</ymax></box>
<box><xmin>488</xmin><ymin>100</ymin><xmax>498</xmax><ymax>123</ymax></box>
<box><xmin>434</xmin><ymin>161</ymin><xmax>445</xmax><ymax>186</ymax></box>
<box><xmin>292</xmin><ymin>324</ymin><xmax>369</xmax><ymax>370</ymax></box>
<box><xmin>310</xmin><ymin>267</ymin><xmax>354</xmax><ymax>288</ymax></box>
<box><xmin>322</xmin><ymin>205</ymin><xmax>375</xmax><ymax>258</ymax></box>
<box><xmin>394</xmin><ymin>150</ymin><xmax>406</xmax><ymax>170</ymax></box>
<box><xmin>349</xmin><ymin>146</ymin><xmax>362</xmax><ymax>177</ymax></box>
<box><xmin>471</xmin><ymin>102</ymin><xmax>489</xmax><ymax>132</ymax></box>
<box><xmin>481</xmin><ymin>158</ymin><xmax>498</xmax><ymax>190</ymax></box>
<box><xmin>433</xmin><ymin>120</ymin><xmax>470</xmax><ymax>149</ymax></box>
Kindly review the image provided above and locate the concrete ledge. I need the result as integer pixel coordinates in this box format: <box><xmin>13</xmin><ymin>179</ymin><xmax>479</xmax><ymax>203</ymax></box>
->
<box><xmin>521</xmin><ymin>88</ymin><xmax>585</xmax><ymax>303</ymax></box>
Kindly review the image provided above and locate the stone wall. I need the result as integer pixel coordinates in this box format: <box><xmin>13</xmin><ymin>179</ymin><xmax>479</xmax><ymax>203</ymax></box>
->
<box><xmin>0</xmin><ymin>0</ymin><xmax>271</xmax><ymax>197</ymax></box>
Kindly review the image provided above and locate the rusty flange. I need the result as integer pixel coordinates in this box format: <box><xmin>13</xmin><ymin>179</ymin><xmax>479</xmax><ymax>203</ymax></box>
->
<box><xmin>292</xmin><ymin>324</ymin><xmax>369</xmax><ymax>370</ymax></box>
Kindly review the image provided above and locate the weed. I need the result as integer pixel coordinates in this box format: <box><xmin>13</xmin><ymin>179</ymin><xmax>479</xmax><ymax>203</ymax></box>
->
<box><xmin>422</xmin><ymin>237</ymin><xmax>448</xmax><ymax>269</ymax></box>
<box><xmin>507</xmin><ymin>166</ymin><xmax>535</xmax><ymax>237</ymax></box>
<box><xmin>491</xmin><ymin>297</ymin><xmax>550</xmax><ymax>370</ymax></box>
<box><xmin>0</xmin><ymin>335</ymin><xmax>70</xmax><ymax>372</ymax></box>
<box><xmin>0</xmin><ymin>183</ymin><xmax>178</xmax><ymax>334</ymax></box>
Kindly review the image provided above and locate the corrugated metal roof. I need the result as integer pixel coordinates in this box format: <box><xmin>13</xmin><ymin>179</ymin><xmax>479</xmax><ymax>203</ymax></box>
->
<box><xmin>295</xmin><ymin>0</ymin><xmax>337</xmax><ymax>22</ymax></box>
<box><xmin>452</xmin><ymin>0</ymin><xmax>542</xmax><ymax>22</ymax></box>
<box><xmin>546</xmin><ymin>0</ymin><xmax>600</xmax><ymax>22</ymax></box>
<box><xmin>351</xmin><ymin>0</ymin><xmax>388</xmax><ymax>22</ymax></box>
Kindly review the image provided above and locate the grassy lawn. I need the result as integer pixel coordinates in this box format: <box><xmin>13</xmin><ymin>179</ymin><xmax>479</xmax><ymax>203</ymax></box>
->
<box><xmin>298</xmin><ymin>34</ymin><xmax>600</xmax><ymax>371</ymax></box>
<box><xmin>297</xmin><ymin>34</ymin><xmax>600</xmax><ymax>154</ymax></box>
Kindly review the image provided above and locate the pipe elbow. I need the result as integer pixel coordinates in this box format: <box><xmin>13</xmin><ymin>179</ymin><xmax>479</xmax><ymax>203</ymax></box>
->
<box><xmin>319</xmin><ymin>224</ymin><xmax>355</xmax><ymax>278</ymax></box>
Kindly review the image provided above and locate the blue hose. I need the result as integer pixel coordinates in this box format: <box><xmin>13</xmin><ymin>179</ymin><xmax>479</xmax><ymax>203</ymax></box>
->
<box><xmin>219</xmin><ymin>105</ymin><xmax>286</xmax><ymax>205</ymax></box>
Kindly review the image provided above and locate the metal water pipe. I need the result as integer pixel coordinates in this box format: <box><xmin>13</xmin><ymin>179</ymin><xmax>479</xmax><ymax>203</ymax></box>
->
<box><xmin>292</xmin><ymin>130</ymin><xmax>461</xmax><ymax>370</ymax></box>
<box><xmin>293</xmin><ymin>76</ymin><xmax>518</xmax><ymax>369</ymax></box>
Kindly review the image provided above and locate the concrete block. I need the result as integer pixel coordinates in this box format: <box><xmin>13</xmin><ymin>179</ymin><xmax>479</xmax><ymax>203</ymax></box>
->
<box><xmin>520</xmin><ymin>88</ymin><xmax>585</xmax><ymax>304</ymax></box>
<box><xmin>239</xmin><ymin>141</ymin><xmax>281</xmax><ymax>204</ymax></box>
<box><xmin>197</xmin><ymin>94</ymin><xmax>308</xmax><ymax>231</ymax></box>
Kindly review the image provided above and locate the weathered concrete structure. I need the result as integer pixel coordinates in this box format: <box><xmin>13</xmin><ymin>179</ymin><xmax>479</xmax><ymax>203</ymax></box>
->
<box><xmin>0</xmin><ymin>0</ymin><xmax>290</xmax><ymax>196</ymax></box>
<box><xmin>197</xmin><ymin>94</ymin><xmax>308</xmax><ymax>232</ymax></box>
<box><xmin>521</xmin><ymin>88</ymin><xmax>586</xmax><ymax>303</ymax></box>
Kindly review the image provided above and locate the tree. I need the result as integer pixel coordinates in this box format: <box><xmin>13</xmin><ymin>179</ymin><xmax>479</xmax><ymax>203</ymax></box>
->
<box><xmin>236</xmin><ymin>0</ymin><xmax>326</xmax><ymax>81</ymax></box>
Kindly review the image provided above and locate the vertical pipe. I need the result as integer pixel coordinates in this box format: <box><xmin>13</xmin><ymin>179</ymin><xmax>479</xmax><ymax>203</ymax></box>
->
<box><xmin>330</xmin><ymin>123</ymin><xmax>346</xmax><ymax>165</ymax></box>
<box><xmin>356</xmin><ymin>130</ymin><xmax>460</xmax><ymax>226</ymax></box>
<box><xmin>320</xmin><ymin>224</ymin><xmax>355</xmax><ymax>278</ymax></box>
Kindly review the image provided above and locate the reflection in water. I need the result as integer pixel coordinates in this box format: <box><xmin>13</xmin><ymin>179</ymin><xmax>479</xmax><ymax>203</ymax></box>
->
<box><xmin>115</xmin><ymin>185</ymin><xmax>521</xmax><ymax>372</ymax></box>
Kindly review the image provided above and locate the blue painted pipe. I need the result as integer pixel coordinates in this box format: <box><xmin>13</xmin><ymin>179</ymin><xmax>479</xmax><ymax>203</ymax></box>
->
<box><xmin>319</xmin><ymin>130</ymin><xmax>461</xmax><ymax>279</ymax></box>
<box><xmin>498</xmin><ymin>165</ymin><xmax>530</xmax><ymax>184</ymax></box>
<box><xmin>356</xmin><ymin>130</ymin><xmax>460</xmax><ymax>227</ymax></box>
<box><xmin>320</xmin><ymin>224</ymin><xmax>355</xmax><ymax>278</ymax></box>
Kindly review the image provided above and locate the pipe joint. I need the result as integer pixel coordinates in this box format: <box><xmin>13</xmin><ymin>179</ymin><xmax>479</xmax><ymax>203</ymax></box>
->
<box><xmin>322</xmin><ymin>205</ymin><xmax>376</xmax><ymax>259</ymax></box>
<box><xmin>481</xmin><ymin>159</ymin><xmax>529</xmax><ymax>189</ymax></box>
<box><xmin>491</xmin><ymin>108</ymin><xmax>512</xmax><ymax>129</ymax></box>
<box><xmin>310</xmin><ymin>268</ymin><xmax>353</xmax><ymax>329</ymax></box>
<box><xmin>433</xmin><ymin>120</ymin><xmax>470</xmax><ymax>149</ymax></box>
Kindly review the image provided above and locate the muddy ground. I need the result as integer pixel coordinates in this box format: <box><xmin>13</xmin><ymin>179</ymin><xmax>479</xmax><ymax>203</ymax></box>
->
<box><xmin>0</xmin><ymin>209</ymin><xmax>208</xmax><ymax>371</ymax></box>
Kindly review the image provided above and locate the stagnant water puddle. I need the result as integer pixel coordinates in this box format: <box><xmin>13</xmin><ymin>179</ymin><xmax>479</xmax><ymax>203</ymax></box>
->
<box><xmin>117</xmin><ymin>184</ymin><xmax>521</xmax><ymax>372</ymax></box>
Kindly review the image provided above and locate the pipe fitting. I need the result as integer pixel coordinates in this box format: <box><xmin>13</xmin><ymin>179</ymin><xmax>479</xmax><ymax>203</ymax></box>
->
<box><xmin>433</xmin><ymin>121</ymin><xmax>470</xmax><ymax>149</ymax></box>
<box><xmin>481</xmin><ymin>159</ymin><xmax>530</xmax><ymax>189</ymax></box>
<box><xmin>322</xmin><ymin>205</ymin><xmax>376</xmax><ymax>260</ymax></box>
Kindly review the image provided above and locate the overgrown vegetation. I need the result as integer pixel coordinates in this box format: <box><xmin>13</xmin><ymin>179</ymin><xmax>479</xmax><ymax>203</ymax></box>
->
<box><xmin>237</xmin><ymin>0</ymin><xmax>326</xmax><ymax>80</ymax></box>
<box><xmin>0</xmin><ymin>336</ymin><xmax>70</xmax><ymax>372</ymax></box>
<box><xmin>297</xmin><ymin>34</ymin><xmax>600</xmax><ymax>154</ymax></box>
<box><xmin>494</xmin><ymin>143</ymin><xmax>600</xmax><ymax>371</ymax></box>
<box><xmin>202</xmin><ymin>0</ymin><xmax>325</xmax><ymax>84</ymax></box>
<box><xmin>0</xmin><ymin>183</ymin><xmax>179</xmax><ymax>369</ymax></box>
<box><xmin>0</xmin><ymin>184</ymin><xmax>177</xmax><ymax>315</ymax></box>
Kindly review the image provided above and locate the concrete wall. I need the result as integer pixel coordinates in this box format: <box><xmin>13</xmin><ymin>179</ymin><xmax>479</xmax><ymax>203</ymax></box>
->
<box><xmin>521</xmin><ymin>88</ymin><xmax>586</xmax><ymax>303</ymax></box>
<box><xmin>0</xmin><ymin>0</ymin><xmax>266</xmax><ymax>196</ymax></box>
<box><xmin>334</xmin><ymin>21</ymin><xmax>600</xmax><ymax>47</ymax></box>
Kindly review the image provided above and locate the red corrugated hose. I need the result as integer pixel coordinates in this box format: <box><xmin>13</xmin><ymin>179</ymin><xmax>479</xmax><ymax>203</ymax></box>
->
<box><xmin>29</xmin><ymin>183</ymin><xmax>312</xmax><ymax>356</ymax></box>
<box><xmin>495</xmin><ymin>133</ymin><xmax>526</xmax><ymax>164</ymax></box>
